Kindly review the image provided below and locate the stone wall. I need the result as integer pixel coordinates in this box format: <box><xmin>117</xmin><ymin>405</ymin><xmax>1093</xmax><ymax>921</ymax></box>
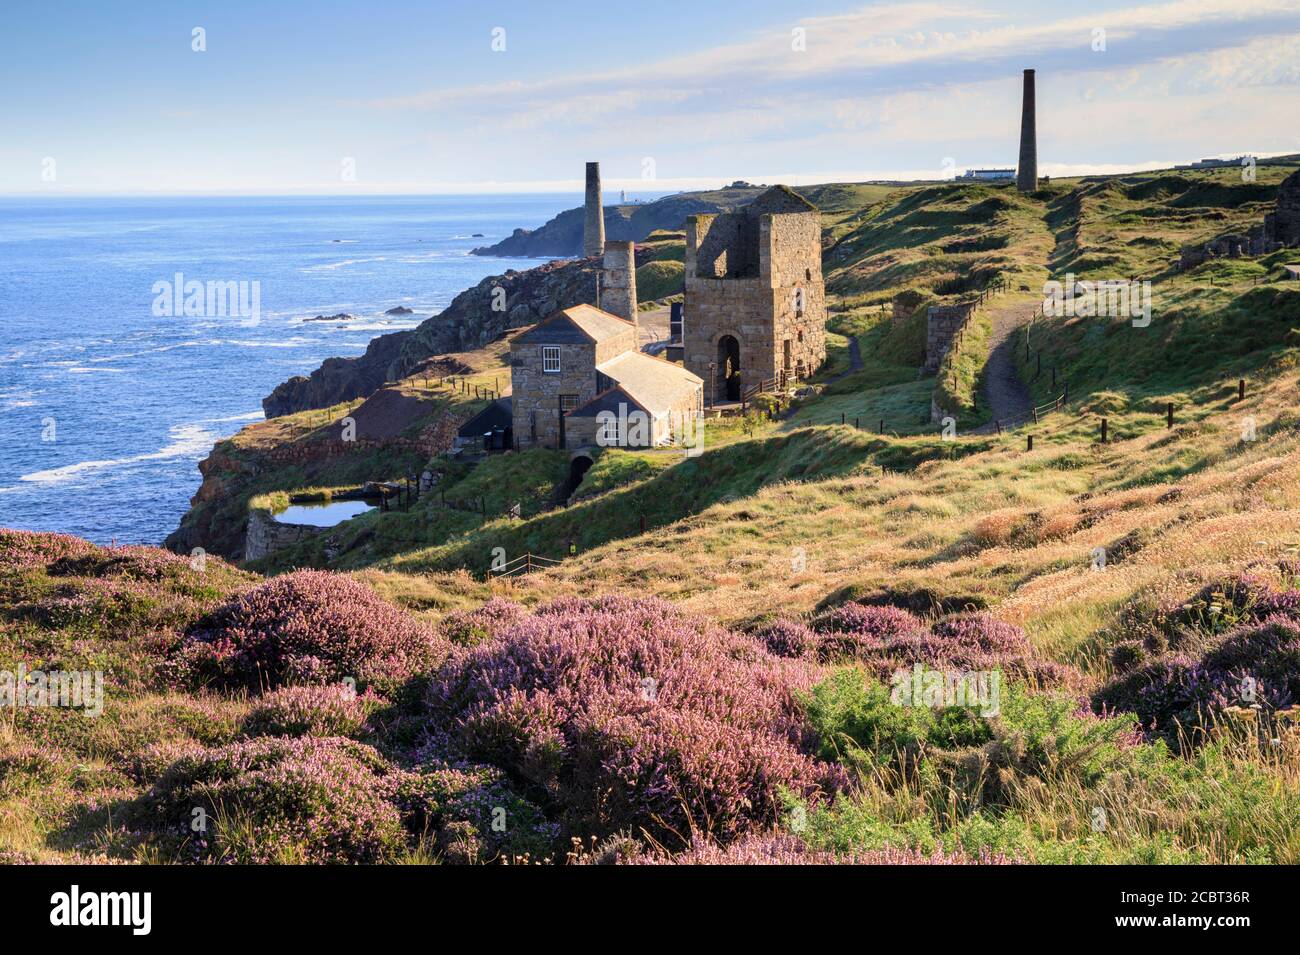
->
<box><xmin>244</xmin><ymin>510</ymin><xmax>326</xmax><ymax>562</ymax></box>
<box><xmin>1271</xmin><ymin>170</ymin><xmax>1300</xmax><ymax>246</ymax></box>
<box><xmin>924</xmin><ymin>304</ymin><xmax>975</xmax><ymax>373</ymax></box>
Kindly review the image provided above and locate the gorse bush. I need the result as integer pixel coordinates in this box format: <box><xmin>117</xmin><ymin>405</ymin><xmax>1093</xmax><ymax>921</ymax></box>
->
<box><xmin>168</xmin><ymin>570</ymin><xmax>449</xmax><ymax>693</ymax></box>
<box><xmin>428</xmin><ymin>595</ymin><xmax>840</xmax><ymax>847</ymax></box>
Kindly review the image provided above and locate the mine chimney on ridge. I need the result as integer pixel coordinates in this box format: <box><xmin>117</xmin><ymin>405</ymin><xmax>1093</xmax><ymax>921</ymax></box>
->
<box><xmin>601</xmin><ymin>240</ymin><xmax>638</xmax><ymax>327</ymax></box>
<box><xmin>1017</xmin><ymin>69</ymin><xmax>1038</xmax><ymax>193</ymax></box>
<box><xmin>584</xmin><ymin>162</ymin><xmax>605</xmax><ymax>258</ymax></box>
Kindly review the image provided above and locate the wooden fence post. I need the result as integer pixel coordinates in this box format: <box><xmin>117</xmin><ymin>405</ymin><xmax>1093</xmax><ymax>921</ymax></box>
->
<box><xmin>1027</xmin><ymin>435</ymin><xmax>1034</xmax><ymax>451</ymax></box>
<box><xmin>1166</xmin><ymin>402</ymin><xmax>1174</xmax><ymax>429</ymax></box>
<box><xmin>1100</xmin><ymin>419</ymin><xmax>1108</xmax><ymax>443</ymax></box>
<box><xmin>1239</xmin><ymin>379</ymin><xmax>1246</xmax><ymax>401</ymax></box>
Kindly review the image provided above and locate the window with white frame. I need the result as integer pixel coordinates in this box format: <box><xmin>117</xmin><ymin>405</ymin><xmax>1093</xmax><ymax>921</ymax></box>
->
<box><xmin>542</xmin><ymin>346</ymin><xmax>560</xmax><ymax>373</ymax></box>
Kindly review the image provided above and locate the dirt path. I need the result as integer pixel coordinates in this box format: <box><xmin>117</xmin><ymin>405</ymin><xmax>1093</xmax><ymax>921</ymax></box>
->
<box><xmin>973</xmin><ymin>299</ymin><xmax>1036</xmax><ymax>433</ymax></box>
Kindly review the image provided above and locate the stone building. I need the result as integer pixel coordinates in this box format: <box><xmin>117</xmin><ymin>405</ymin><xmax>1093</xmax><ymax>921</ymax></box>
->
<box><xmin>681</xmin><ymin>185</ymin><xmax>826</xmax><ymax>403</ymax></box>
<box><xmin>1264</xmin><ymin>170</ymin><xmax>1300</xmax><ymax>247</ymax></box>
<box><xmin>510</xmin><ymin>304</ymin><xmax>702</xmax><ymax>450</ymax></box>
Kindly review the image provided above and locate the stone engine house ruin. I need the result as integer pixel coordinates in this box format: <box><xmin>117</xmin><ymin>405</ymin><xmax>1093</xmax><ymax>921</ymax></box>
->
<box><xmin>682</xmin><ymin>185</ymin><xmax>827</xmax><ymax>403</ymax></box>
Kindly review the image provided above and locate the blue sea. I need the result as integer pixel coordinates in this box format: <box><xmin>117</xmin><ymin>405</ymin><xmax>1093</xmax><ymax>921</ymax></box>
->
<box><xmin>0</xmin><ymin>195</ymin><xmax>570</xmax><ymax>545</ymax></box>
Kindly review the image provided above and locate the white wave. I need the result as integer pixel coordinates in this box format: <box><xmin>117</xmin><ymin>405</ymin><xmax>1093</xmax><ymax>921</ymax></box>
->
<box><xmin>87</xmin><ymin>340</ymin><xmax>219</xmax><ymax>363</ymax></box>
<box><xmin>202</xmin><ymin>410</ymin><xmax>264</xmax><ymax>424</ymax></box>
<box><xmin>220</xmin><ymin>339</ymin><xmax>311</xmax><ymax>348</ymax></box>
<box><xmin>19</xmin><ymin>423</ymin><xmax>218</xmax><ymax>486</ymax></box>
<box><xmin>66</xmin><ymin>366</ymin><xmax>125</xmax><ymax>374</ymax></box>
<box><xmin>299</xmin><ymin>256</ymin><xmax>389</xmax><ymax>273</ymax></box>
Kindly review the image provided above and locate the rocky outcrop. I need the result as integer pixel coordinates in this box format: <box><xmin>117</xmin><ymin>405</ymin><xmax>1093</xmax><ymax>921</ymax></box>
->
<box><xmin>471</xmin><ymin>187</ymin><xmax>765</xmax><ymax>259</ymax></box>
<box><xmin>263</xmin><ymin>329</ymin><xmax>408</xmax><ymax>418</ymax></box>
<box><xmin>261</xmin><ymin>258</ymin><xmax>595</xmax><ymax>417</ymax></box>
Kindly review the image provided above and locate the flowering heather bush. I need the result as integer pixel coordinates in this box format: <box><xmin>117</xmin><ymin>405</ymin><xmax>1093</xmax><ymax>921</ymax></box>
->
<box><xmin>428</xmin><ymin>595</ymin><xmax>838</xmax><ymax>847</ymax></box>
<box><xmin>758</xmin><ymin>618</ymin><xmax>818</xmax><ymax>658</ymax></box>
<box><xmin>629</xmin><ymin>833</ymin><xmax>1016</xmax><ymax>865</ymax></box>
<box><xmin>241</xmin><ymin>685</ymin><xmax>377</xmax><ymax>739</ymax></box>
<box><xmin>813</xmin><ymin>602</ymin><xmax>923</xmax><ymax>640</ymax></box>
<box><xmin>803</xmin><ymin>605</ymin><xmax>1073</xmax><ymax>688</ymax></box>
<box><xmin>168</xmin><ymin>570</ymin><xmax>448</xmax><ymax>693</ymax></box>
<box><xmin>1095</xmin><ymin>614</ymin><xmax>1300</xmax><ymax>747</ymax></box>
<box><xmin>390</xmin><ymin>762</ymin><xmax>559</xmax><ymax>863</ymax></box>
<box><xmin>0</xmin><ymin>529</ymin><xmax>98</xmax><ymax>570</ymax></box>
<box><xmin>141</xmin><ymin>736</ymin><xmax>410</xmax><ymax>864</ymax></box>
<box><xmin>439</xmin><ymin>597</ymin><xmax>527</xmax><ymax>647</ymax></box>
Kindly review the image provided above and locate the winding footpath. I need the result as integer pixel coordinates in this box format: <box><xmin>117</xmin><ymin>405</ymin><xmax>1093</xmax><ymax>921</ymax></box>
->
<box><xmin>973</xmin><ymin>299</ymin><xmax>1037</xmax><ymax>433</ymax></box>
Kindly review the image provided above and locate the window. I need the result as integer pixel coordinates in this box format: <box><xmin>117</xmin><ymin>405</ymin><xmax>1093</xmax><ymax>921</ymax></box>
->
<box><xmin>542</xmin><ymin>346</ymin><xmax>560</xmax><ymax>373</ymax></box>
<box><xmin>559</xmin><ymin>394</ymin><xmax>579</xmax><ymax>412</ymax></box>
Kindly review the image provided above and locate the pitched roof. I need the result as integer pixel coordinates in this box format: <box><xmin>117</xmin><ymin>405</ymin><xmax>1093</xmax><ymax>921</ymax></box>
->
<box><xmin>513</xmin><ymin>304</ymin><xmax>635</xmax><ymax>346</ymax></box>
<box><xmin>456</xmin><ymin>397</ymin><xmax>512</xmax><ymax>437</ymax></box>
<box><xmin>588</xmin><ymin>350</ymin><xmax>702</xmax><ymax>416</ymax></box>
<box><xmin>566</xmin><ymin>385</ymin><xmax>651</xmax><ymax>419</ymax></box>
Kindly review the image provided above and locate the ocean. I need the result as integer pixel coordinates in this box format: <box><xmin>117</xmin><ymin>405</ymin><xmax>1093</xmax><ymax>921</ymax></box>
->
<box><xmin>0</xmin><ymin>194</ymin><xmax>570</xmax><ymax>545</ymax></box>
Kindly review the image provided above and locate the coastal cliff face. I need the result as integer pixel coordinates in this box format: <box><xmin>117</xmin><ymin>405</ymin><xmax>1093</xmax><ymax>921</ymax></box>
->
<box><xmin>262</xmin><ymin>257</ymin><xmax>600</xmax><ymax>418</ymax></box>
<box><xmin>470</xmin><ymin>186</ymin><xmax>764</xmax><ymax>258</ymax></box>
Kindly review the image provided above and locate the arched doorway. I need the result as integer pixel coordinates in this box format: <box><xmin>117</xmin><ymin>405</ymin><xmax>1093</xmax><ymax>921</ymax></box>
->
<box><xmin>717</xmin><ymin>335</ymin><xmax>741</xmax><ymax>401</ymax></box>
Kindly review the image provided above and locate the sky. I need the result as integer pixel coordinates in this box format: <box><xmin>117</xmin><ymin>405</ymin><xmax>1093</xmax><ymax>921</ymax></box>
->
<box><xmin>1</xmin><ymin>0</ymin><xmax>1299</xmax><ymax>195</ymax></box>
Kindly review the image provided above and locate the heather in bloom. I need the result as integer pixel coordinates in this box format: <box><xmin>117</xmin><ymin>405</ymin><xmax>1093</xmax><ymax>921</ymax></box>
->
<box><xmin>390</xmin><ymin>762</ymin><xmax>559</xmax><ymax>863</ymax></box>
<box><xmin>428</xmin><ymin>595</ymin><xmax>838</xmax><ymax>848</ymax></box>
<box><xmin>140</xmin><ymin>736</ymin><xmax>410</xmax><ymax>864</ymax></box>
<box><xmin>168</xmin><ymin>570</ymin><xmax>449</xmax><ymax>693</ymax></box>
<box><xmin>439</xmin><ymin>597</ymin><xmax>527</xmax><ymax>647</ymax></box>
<box><xmin>806</xmin><ymin>605</ymin><xmax>1073</xmax><ymax>689</ymax></box>
<box><xmin>758</xmin><ymin>618</ymin><xmax>819</xmax><ymax>658</ymax></box>
<box><xmin>242</xmin><ymin>684</ymin><xmax>377</xmax><ymax>739</ymax></box>
<box><xmin>1095</xmin><ymin>613</ymin><xmax>1300</xmax><ymax>747</ymax></box>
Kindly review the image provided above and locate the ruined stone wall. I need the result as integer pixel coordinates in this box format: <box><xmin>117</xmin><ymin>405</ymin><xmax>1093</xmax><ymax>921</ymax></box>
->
<box><xmin>924</xmin><ymin>304</ymin><xmax>975</xmax><ymax>373</ymax></box>
<box><xmin>510</xmin><ymin>340</ymin><xmax>598</xmax><ymax>449</ymax></box>
<box><xmin>1274</xmin><ymin>171</ymin><xmax>1300</xmax><ymax>246</ymax></box>
<box><xmin>244</xmin><ymin>510</ymin><xmax>326</xmax><ymax>562</ymax></box>
<box><xmin>601</xmin><ymin>241</ymin><xmax>638</xmax><ymax>324</ymax></box>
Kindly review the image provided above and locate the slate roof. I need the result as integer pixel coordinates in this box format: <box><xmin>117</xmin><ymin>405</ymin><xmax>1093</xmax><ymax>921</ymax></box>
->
<box><xmin>513</xmin><ymin>304</ymin><xmax>635</xmax><ymax>346</ymax></box>
<box><xmin>568</xmin><ymin>350</ymin><xmax>702</xmax><ymax>418</ymax></box>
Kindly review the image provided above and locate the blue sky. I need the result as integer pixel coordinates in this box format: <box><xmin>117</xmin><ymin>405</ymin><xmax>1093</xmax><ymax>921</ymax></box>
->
<box><xmin>2</xmin><ymin>0</ymin><xmax>1298</xmax><ymax>194</ymax></box>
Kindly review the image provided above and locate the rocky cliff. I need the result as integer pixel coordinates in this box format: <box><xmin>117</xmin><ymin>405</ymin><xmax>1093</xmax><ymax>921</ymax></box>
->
<box><xmin>263</xmin><ymin>257</ymin><xmax>601</xmax><ymax>418</ymax></box>
<box><xmin>470</xmin><ymin>185</ymin><xmax>765</xmax><ymax>258</ymax></box>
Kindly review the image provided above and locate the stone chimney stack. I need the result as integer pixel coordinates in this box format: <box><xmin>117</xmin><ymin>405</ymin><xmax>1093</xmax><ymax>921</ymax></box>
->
<box><xmin>1017</xmin><ymin>69</ymin><xmax>1038</xmax><ymax>193</ymax></box>
<box><xmin>584</xmin><ymin>161</ymin><xmax>605</xmax><ymax>258</ymax></box>
<box><xmin>601</xmin><ymin>240</ymin><xmax>637</xmax><ymax>327</ymax></box>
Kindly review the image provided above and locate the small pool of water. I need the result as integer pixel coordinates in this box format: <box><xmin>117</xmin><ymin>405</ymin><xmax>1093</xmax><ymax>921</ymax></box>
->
<box><xmin>273</xmin><ymin>499</ymin><xmax>377</xmax><ymax>527</ymax></box>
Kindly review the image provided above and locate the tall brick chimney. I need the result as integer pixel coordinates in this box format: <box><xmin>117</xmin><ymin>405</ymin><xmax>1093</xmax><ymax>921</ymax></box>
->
<box><xmin>583</xmin><ymin>161</ymin><xmax>605</xmax><ymax>258</ymax></box>
<box><xmin>601</xmin><ymin>240</ymin><xmax>637</xmax><ymax>328</ymax></box>
<box><xmin>1017</xmin><ymin>69</ymin><xmax>1038</xmax><ymax>193</ymax></box>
